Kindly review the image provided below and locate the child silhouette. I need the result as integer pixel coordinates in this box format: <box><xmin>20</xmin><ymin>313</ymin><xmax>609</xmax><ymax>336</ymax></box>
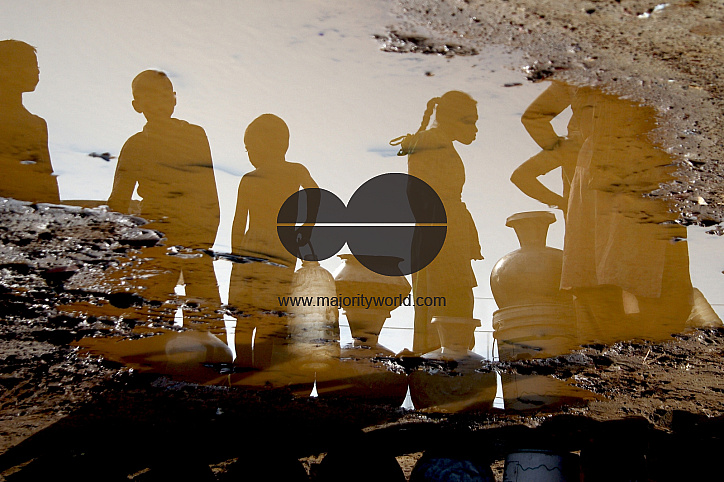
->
<box><xmin>0</xmin><ymin>40</ymin><xmax>59</xmax><ymax>203</ymax></box>
<box><xmin>229</xmin><ymin>114</ymin><xmax>318</xmax><ymax>368</ymax></box>
<box><xmin>392</xmin><ymin>91</ymin><xmax>483</xmax><ymax>353</ymax></box>
<box><xmin>108</xmin><ymin>70</ymin><xmax>220</xmax><ymax>307</ymax></box>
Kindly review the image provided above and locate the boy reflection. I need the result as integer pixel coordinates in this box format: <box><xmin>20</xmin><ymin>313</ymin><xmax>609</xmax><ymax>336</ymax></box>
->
<box><xmin>393</xmin><ymin>91</ymin><xmax>483</xmax><ymax>353</ymax></box>
<box><xmin>229</xmin><ymin>114</ymin><xmax>318</xmax><ymax>368</ymax></box>
<box><xmin>108</xmin><ymin>70</ymin><xmax>220</xmax><ymax>307</ymax></box>
<box><xmin>0</xmin><ymin>40</ymin><xmax>60</xmax><ymax>203</ymax></box>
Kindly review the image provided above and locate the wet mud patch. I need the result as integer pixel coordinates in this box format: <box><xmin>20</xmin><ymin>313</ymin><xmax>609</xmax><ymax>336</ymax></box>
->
<box><xmin>374</xmin><ymin>30</ymin><xmax>478</xmax><ymax>57</ymax></box>
<box><xmin>0</xmin><ymin>198</ymin><xmax>172</xmax><ymax>453</ymax></box>
<box><xmin>2</xmin><ymin>192</ymin><xmax>723</xmax><ymax>477</ymax></box>
<box><xmin>3</xmin><ymin>320</ymin><xmax>724</xmax><ymax>479</ymax></box>
<box><xmin>577</xmin><ymin>329</ymin><xmax>724</xmax><ymax>421</ymax></box>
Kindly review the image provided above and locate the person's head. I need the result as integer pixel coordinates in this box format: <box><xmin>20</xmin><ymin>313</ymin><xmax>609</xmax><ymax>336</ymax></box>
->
<box><xmin>420</xmin><ymin>91</ymin><xmax>478</xmax><ymax>144</ymax></box>
<box><xmin>0</xmin><ymin>40</ymin><xmax>39</xmax><ymax>93</ymax></box>
<box><xmin>244</xmin><ymin>114</ymin><xmax>289</xmax><ymax>167</ymax></box>
<box><xmin>131</xmin><ymin>70</ymin><xmax>176</xmax><ymax>121</ymax></box>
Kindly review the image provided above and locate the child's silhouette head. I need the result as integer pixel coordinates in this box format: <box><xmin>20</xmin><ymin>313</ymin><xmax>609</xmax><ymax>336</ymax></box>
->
<box><xmin>131</xmin><ymin>70</ymin><xmax>176</xmax><ymax>121</ymax></box>
<box><xmin>415</xmin><ymin>91</ymin><xmax>478</xmax><ymax>146</ymax></box>
<box><xmin>434</xmin><ymin>91</ymin><xmax>478</xmax><ymax>145</ymax></box>
<box><xmin>244</xmin><ymin>114</ymin><xmax>289</xmax><ymax>168</ymax></box>
<box><xmin>0</xmin><ymin>40</ymin><xmax>39</xmax><ymax>94</ymax></box>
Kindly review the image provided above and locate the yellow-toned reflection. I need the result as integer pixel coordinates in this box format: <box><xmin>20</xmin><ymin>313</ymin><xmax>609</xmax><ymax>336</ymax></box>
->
<box><xmin>393</xmin><ymin>91</ymin><xmax>484</xmax><ymax>354</ymax></box>
<box><xmin>504</xmin><ymin>82</ymin><xmax>721</xmax><ymax>356</ymax></box>
<box><xmin>75</xmin><ymin>80</ymin><xmax>722</xmax><ymax>413</ymax></box>
<box><xmin>563</xmin><ymin>89</ymin><xmax>701</xmax><ymax>345</ymax></box>
<box><xmin>0</xmin><ymin>40</ymin><xmax>60</xmax><ymax>203</ymax></box>
<box><xmin>108</xmin><ymin>70</ymin><xmax>220</xmax><ymax>308</ymax></box>
<box><xmin>228</xmin><ymin>114</ymin><xmax>319</xmax><ymax>369</ymax></box>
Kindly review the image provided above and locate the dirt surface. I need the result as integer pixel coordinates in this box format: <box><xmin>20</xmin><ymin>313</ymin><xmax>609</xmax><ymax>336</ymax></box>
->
<box><xmin>0</xmin><ymin>199</ymin><xmax>164</xmax><ymax>454</ymax></box>
<box><xmin>2</xmin><ymin>1</ymin><xmax>724</xmax><ymax>480</ymax></box>
<box><xmin>387</xmin><ymin>0</ymin><xmax>724</xmax><ymax>228</ymax></box>
<box><xmin>1</xmin><ymin>200</ymin><xmax>724</xmax><ymax>480</ymax></box>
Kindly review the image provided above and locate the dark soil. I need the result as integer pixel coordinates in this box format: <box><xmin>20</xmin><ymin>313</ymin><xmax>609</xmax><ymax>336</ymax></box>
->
<box><xmin>1</xmin><ymin>199</ymin><xmax>724</xmax><ymax>480</ymax></box>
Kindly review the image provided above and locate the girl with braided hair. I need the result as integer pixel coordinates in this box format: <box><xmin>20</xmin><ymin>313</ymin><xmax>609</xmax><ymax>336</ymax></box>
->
<box><xmin>392</xmin><ymin>91</ymin><xmax>483</xmax><ymax>353</ymax></box>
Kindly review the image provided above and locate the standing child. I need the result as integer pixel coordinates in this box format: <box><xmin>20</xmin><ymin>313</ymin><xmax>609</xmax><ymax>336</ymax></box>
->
<box><xmin>229</xmin><ymin>114</ymin><xmax>318</xmax><ymax>368</ymax></box>
<box><xmin>108</xmin><ymin>70</ymin><xmax>220</xmax><ymax>308</ymax></box>
<box><xmin>0</xmin><ymin>40</ymin><xmax>59</xmax><ymax>203</ymax></box>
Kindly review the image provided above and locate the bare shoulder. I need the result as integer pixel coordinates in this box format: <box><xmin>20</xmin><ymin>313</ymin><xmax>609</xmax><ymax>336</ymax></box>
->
<box><xmin>189</xmin><ymin>122</ymin><xmax>208</xmax><ymax>138</ymax></box>
<box><xmin>119</xmin><ymin>131</ymin><xmax>146</xmax><ymax>157</ymax></box>
<box><xmin>237</xmin><ymin>170</ymin><xmax>257</xmax><ymax>191</ymax></box>
<box><xmin>287</xmin><ymin>162</ymin><xmax>316</xmax><ymax>185</ymax></box>
<box><xmin>176</xmin><ymin>119</ymin><xmax>208</xmax><ymax>139</ymax></box>
<box><xmin>287</xmin><ymin>161</ymin><xmax>309</xmax><ymax>174</ymax></box>
<box><xmin>28</xmin><ymin>112</ymin><xmax>48</xmax><ymax>130</ymax></box>
<box><xmin>15</xmin><ymin>111</ymin><xmax>49</xmax><ymax>137</ymax></box>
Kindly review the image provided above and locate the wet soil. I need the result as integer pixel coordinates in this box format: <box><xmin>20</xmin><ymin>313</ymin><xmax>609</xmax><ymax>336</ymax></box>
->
<box><xmin>2</xmin><ymin>1</ymin><xmax>724</xmax><ymax>480</ymax></box>
<box><xmin>2</xmin><ymin>200</ymin><xmax>724</xmax><ymax>479</ymax></box>
<box><xmin>0</xmin><ymin>199</ymin><xmax>165</xmax><ymax>454</ymax></box>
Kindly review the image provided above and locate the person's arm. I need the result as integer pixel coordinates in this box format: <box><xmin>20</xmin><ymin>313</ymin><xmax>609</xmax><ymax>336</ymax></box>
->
<box><xmin>510</xmin><ymin>150</ymin><xmax>567</xmax><ymax>213</ymax></box>
<box><xmin>107</xmin><ymin>139</ymin><xmax>139</xmax><ymax>213</ymax></box>
<box><xmin>295</xmin><ymin>165</ymin><xmax>319</xmax><ymax>250</ymax></box>
<box><xmin>231</xmin><ymin>176</ymin><xmax>249</xmax><ymax>254</ymax></box>
<box><xmin>36</xmin><ymin>118</ymin><xmax>60</xmax><ymax>203</ymax></box>
<box><xmin>194</xmin><ymin>126</ymin><xmax>220</xmax><ymax>242</ymax></box>
<box><xmin>521</xmin><ymin>81</ymin><xmax>572</xmax><ymax>150</ymax></box>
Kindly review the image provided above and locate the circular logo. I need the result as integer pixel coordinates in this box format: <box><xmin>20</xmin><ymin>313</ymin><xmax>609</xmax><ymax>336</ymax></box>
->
<box><xmin>277</xmin><ymin>173</ymin><xmax>446</xmax><ymax>276</ymax></box>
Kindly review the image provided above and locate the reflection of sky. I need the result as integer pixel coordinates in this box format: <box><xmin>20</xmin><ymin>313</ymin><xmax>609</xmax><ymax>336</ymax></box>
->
<box><xmin>4</xmin><ymin>0</ymin><xmax>722</xmax><ymax>341</ymax></box>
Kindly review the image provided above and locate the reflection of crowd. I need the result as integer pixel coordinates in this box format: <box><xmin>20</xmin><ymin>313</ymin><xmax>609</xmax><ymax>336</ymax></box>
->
<box><xmin>2</xmin><ymin>39</ymin><xmax>720</xmax><ymax>405</ymax></box>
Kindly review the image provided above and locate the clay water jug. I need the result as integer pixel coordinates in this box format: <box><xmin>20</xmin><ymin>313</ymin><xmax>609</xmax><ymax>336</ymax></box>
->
<box><xmin>490</xmin><ymin>211</ymin><xmax>576</xmax><ymax>360</ymax></box>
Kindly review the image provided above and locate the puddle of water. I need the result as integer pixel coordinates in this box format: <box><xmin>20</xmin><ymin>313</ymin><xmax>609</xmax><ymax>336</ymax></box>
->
<box><xmin>2</xmin><ymin>0</ymin><xmax>723</xmax><ymax>413</ymax></box>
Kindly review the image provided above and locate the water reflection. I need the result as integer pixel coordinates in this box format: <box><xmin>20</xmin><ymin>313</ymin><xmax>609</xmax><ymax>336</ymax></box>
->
<box><xmin>71</xmin><ymin>80</ymin><xmax>721</xmax><ymax>413</ymax></box>
<box><xmin>561</xmin><ymin>88</ymin><xmax>690</xmax><ymax>346</ymax></box>
<box><xmin>228</xmin><ymin>113</ymin><xmax>320</xmax><ymax>369</ymax></box>
<box><xmin>392</xmin><ymin>91</ymin><xmax>484</xmax><ymax>354</ymax></box>
<box><xmin>3</xmin><ymin>2</ymin><xmax>724</xmax><ymax>476</ymax></box>
<box><xmin>77</xmin><ymin>330</ymin><xmax>231</xmax><ymax>385</ymax></box>
<box><xmin>500</xmin><ymin>83</ymin><xmax>721</xmax><ymax>362</ymax></box>
<box><xmin>559</xmin><ymin>87</ymin><xmax>714</xmax><ymax>345</ymax></box>
<box><xmin>108</xmin><ymin>70</ymin><xmax>220</xmax><ymax>309</ymax></box>
<box><xmin>512</xmin><ymin>80</ymin><xmax>581</xmax><ymax>216</ymax></box>
<box><xmin>0</xmin><ymin>40</ymin><xmax>60</xmax><ymax>203</ymax></box>
<box><xmin>491</xmin><ymin>211</ymin><xmax>577</xmax><ymax>360</ymax></box>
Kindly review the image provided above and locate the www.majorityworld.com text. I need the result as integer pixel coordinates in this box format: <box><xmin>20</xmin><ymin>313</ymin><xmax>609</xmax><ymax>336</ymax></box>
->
<box><xmin>277</xmin><ymin>294</ymin><xmax>447</xmax><ymax>309</ymax></box>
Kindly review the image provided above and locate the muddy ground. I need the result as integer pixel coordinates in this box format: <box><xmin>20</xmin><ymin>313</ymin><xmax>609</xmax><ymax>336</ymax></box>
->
<box><xmin>1</xmin><ymin>200</ymin><xmax>724</xmax><ymax>480</ymax></box>
<box><xmin>1</xmin><ymin>1</ymin><xmax>724</xmax><ymax>480</ymax></box>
